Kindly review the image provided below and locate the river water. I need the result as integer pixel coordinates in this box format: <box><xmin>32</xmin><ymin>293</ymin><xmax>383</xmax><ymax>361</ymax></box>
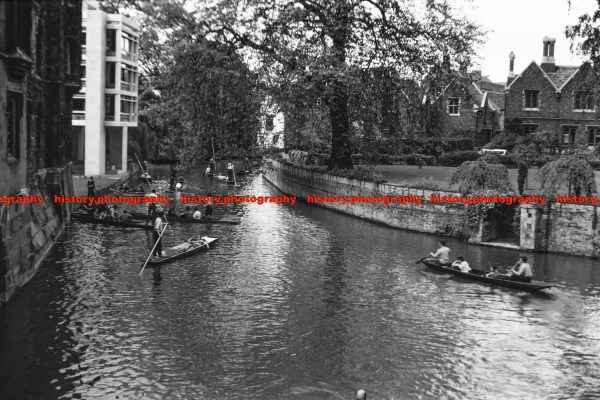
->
<box><xmin>1</xmin><ymin>165</ymin><xmax>600</xmax><ymax>400</ymax></box>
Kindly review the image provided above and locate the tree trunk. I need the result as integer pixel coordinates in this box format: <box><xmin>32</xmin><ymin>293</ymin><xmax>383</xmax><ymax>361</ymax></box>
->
<box><xmin>328</xmin><ymin>79</ymin><xmax>353</xmax><ymax>169</ymax></box>
<box><xmin>328</xmin><ymin>8</ymin><xmax>353</xmax><ymax>170</ymax></box>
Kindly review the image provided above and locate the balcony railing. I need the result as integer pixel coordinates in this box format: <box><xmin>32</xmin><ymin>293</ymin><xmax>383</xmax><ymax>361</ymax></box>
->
<box><xmin>120</xmin><ymin>113</ymin><xmax>136</xmax><ymax>122</ymax></box>
<box><xmin>105</xmin><ymin>115</ymin><xmax>115</xmax><ymax>121</ymax></box>
<box><xmin>72</xmin><ymin>112</ymin><xmax>85</xmax><ymax>120</ymax></box>
<box><xmin>120</xmin><ymin>82</ymin><xmax>136</xmax><ymax>92</ymax></box>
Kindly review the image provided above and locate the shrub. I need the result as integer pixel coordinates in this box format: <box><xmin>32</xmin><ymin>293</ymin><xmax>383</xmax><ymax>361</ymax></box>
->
<box><xmin>484</xmin><ymin>132</ymin><xmax>520</xmax><ymax>151</ymax></box>
<box><xmin>438</xmin><ymin>151</ymin><xmax>481</xmax><ymax>166</ymax></box>
<box><xmin>451</xmin><ymin>159</ymin><xmax>513</xmax><ymax>193</ymax></box>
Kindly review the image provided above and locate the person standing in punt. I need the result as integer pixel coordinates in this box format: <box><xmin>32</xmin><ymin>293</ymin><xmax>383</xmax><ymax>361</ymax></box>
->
<box><xmin>87</xmin><ymin>176</ymin><xmax>96</xmax><ymax>197</ymax></box>
<box><xmin>205</xmin><ymin>193</ymin><xmax>214</xmax><ymax>219</ymax></box>
<box><xmin>146</xmin><ymin>189</ymin><xmax>158</xmax><ymax>225</ymax></box>
<box><xmin>227</xmin><ymin>162</ymin><xmax>234</xmax><ymax>182</ymax></box>
<box><xmin>153</xmin><ymin>211</ymin><xmax>165</xmax><ymax>257</ymax></box>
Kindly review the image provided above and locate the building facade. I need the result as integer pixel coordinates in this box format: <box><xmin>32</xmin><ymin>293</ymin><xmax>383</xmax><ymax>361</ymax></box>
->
<box><xmin>434</xmin><ymin>71</ymin><xmax>505</xmax><ymax>148</ymax></box>
<box><xmin>0</xmin><ymin>0</ymin><xmax>82</xmax><ymax>194</ymax></box>
<box><xmin>506</xmin><ymin>37</ymin><xmax>600</xmax><ymax>147</ymax></box>
<box><xmin>71</xmin><ymin>0</ymin><xmax>139</xmax><ymax>176</ymax></box>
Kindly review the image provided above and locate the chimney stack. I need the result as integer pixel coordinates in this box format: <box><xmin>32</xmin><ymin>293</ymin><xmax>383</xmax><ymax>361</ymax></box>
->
<box><xmin>507</xmin><ymin>51</ymin><xmax>515</xmax><ymax>85</ymax></box>
<box><xmin>541</xmin><ymin>36</ymin><xmax>556</xmax><ymax>72</ymax></box>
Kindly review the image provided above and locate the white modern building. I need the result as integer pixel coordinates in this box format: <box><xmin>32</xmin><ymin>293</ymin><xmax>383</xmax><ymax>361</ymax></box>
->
<box><xmin>71</xmin><ymin>1</ymin><xmax>139</xmax><ymax>176</ymax></box>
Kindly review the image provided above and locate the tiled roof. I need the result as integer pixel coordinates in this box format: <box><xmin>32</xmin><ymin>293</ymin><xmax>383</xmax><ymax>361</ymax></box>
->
<box><xmin>545</xmin><ymin>65</ymin><xmax>579</xmax><ymax>89</ymax></box>
<box><xmin>479</xmin><ymin>81</ymin><xmax>505</xmax><ymax>92</ymax></box>
<box><xmin>487</xmin><ymin>92</ymin><xmax>505</xmax><ymax>110</ymax></box>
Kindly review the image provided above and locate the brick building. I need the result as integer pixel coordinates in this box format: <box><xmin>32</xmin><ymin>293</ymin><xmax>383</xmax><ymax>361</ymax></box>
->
<box><xmin>505</xmin><ymin>37</ymin><xmax>600</xmax><ymax>147</ymax></box>
<box><xmin>433</xmin><ymin>71</ymin><xmax>505</xmax><ymax>148</ymax></box>
<box><xmin>0</xmin><ymin>0</ymin><xmax>82</xmax><ymax>194</ymax></box>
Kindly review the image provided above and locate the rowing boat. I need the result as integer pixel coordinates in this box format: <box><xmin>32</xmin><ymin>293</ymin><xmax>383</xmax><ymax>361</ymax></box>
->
<box><xmin>130</xmin><ymin>212</ymin><xmax>241</xmax><ymax>224</ymax></box>
<box><xmin>72</xmin><ymin>212</ymin><xmax>153</xmax><ymax>230</ymax></box>
<box><xmin>147</xmin><ymin>236</ymin><xmax>219</xmax><ymax>266</ymax></box>
<box><xmin>420</xmin><ymin>259</ymin><xmax>552</xmax><ymax>292</ymax></box>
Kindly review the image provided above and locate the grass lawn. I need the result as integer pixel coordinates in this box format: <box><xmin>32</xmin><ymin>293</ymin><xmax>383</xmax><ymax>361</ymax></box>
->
<box><xmin>374</xmin><ymin>165</ymin><xmax>600</xmax><ymax>194</ymax></box>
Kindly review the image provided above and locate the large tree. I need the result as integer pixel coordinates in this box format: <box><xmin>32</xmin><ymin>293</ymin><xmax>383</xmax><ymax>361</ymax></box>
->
<box><xmin>204</xmin><ymin>0</ymin><xmax>482</xmax><ymax>168</ymax></box>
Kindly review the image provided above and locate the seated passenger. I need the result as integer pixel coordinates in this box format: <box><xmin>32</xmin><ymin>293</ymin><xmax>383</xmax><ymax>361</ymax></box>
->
<box><xmin>451</xmin><ymin>256</ymin><xmax>471</xmax><ymax>273</ymax></box>
<box><xmin>167</xmin><ymin>205</ymin><xmax>176</xmax><ymax>217</ymax></box>
<box><xmin>486</xmin><ymin>266</ymin><xmax>506</xmax><ymax>278</ymax></box>
<box><xmin>192</xmin><ymin>206</ymin><xmax>202</xmax><ymax>220</ymax></box>
<box><xmin>179</xmin><ymin>205</ymin><xmax>193</xmax><ymax>219</ymax></box>
<box><xmin>119</xmin><ymin>210</ymin><xmax>133</xmax><ymax>222</ymax></box>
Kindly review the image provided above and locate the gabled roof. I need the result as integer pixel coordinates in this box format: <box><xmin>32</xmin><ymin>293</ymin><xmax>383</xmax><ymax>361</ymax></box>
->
<box><xmin>506</xmin><ymin>60</ymin><xmax>581</xmax><ymax>93</ymax></box>
<box><xmin>546</xmin><ymin>65</ymin><xmax>579</xmax><ymax>89</ymax></box>
<box><xmin>430</xmin><ymin>74</ymin><xmax>505</xmax><ymax>111</ymax></box>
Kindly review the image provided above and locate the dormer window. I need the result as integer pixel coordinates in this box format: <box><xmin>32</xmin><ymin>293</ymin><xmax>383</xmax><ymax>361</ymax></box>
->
<box><xmin>574</xmin><ymin>91</ymin><xmax>594</xmax><ymax>111</ymax></box>
<box><xmin>448</xmin><ymin>97</ymin><xmax>460</xmax><ymax>116</ymax></box>
<box><xmin>524</xmin><ymin>90</ymin><xmax>539</xmax><ymax>109</ymax></box>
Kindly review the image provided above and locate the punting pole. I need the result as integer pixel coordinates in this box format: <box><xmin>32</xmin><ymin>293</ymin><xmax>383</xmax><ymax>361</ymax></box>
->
<box><xmin>232</xmin><ymin>163</ymin><xmax>237</xmax><ymax>186</ymax></box>
<box><xmin>139</xmin><ymin>222</ymin><xmax>169</xmax><ymax>275</ymax></box>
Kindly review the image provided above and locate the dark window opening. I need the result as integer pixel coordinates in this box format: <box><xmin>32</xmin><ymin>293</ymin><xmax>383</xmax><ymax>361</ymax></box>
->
<box><xmin>105</xmin><ymin>94</ymin><xmax>115</xmax><ymax>120</ymax></box>
<box><xmin>5</xmin><ymin>0</ymin><xmax>32</xmax><ymax>54</ymax></box>
<box><xmin>562</xmin><ymin>126</ymin><xmax>577</xmax><ymax>145</ymax></box>
<box><xmin>6</xmin><ymin>91</ymin><xmax>23</xmax><ymax>160</ymax></box>
<box><xmin>106</xmin><ymin>29</ymin><xmax>117</xmax><ymax>54</ymax></box>
<box><xmin>574</xmin><ymin>91</ymin><xmax>594</xmax><ymax>110</ymax></box>
<box><xmin>73</xmin><ymin>98</ymin><xmax>85</xmax><ymax>111</ymax></box>
<box><xmin>106</xmin><ymin>62</ymin><xmax>116</xmax><ymax>88</ymax></box>
<box><xmin>588</xmin><ymin>127</ymin><xmax>600</xmax><ymax>146</ymax></box>
<box><xmin>524</xmin><ymin>90</ymin><xmax>539</xmax><ymax>109</ymax></box>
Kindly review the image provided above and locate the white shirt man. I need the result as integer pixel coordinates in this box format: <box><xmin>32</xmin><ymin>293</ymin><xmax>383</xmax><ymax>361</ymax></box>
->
<box><xmin>430</xmin><ymin>241</ymin><xmax>451</xmax><ymax>264</ymax></box>
<box><xmin>193</xmin><ymin>208</ymin><xmax>202</xmax><ymax>219</ymax></box>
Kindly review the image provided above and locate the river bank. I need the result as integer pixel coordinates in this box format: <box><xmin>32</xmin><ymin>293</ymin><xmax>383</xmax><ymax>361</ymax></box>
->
<box><xmin>262</xmin><ymin>158</ymin><xmax>600</xmax><ymax>258</ymax></box>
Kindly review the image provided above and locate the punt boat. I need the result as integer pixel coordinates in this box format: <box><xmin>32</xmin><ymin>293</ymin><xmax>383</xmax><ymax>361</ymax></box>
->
<box><xmin>72</xmin><ymin>212</ymin><xmax>153</xmax><ymax>230</ymax></box>
<box><xmin>147</xmin><ymin>236</ymin><xmax>219</xmax><ymax>266</ymax></box>
<box><xmin>420</xmin><ymin>259</ymin><xmax>552</xmax><ymax>292</ymax></box>
<box><xmin>130</xmin><ymin>212</ymin><xmax>241</xmax><ymax>224</ymax></box>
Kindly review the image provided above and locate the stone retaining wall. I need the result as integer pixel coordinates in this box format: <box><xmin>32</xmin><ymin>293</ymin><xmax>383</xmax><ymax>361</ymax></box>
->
<box><xmin>262</xmin><ymin>159</ymin><xmax>474</xmax><ymax>239</ymax></box>
<box><xmin>263</xmin><ymin>158</ymin><xmax>600</xmax><ymax>258</ymax></box>
<box><xmin>0</xmin><ymin>164</ymin><xmax>74</xmax><ymax>303</ymax></box>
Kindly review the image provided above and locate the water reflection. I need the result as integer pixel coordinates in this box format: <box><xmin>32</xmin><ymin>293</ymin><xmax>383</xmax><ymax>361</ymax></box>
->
<box><xmin>0</xmin><ymin>165</ymin><xmax>599</xmax><ymax>399</ymax></box>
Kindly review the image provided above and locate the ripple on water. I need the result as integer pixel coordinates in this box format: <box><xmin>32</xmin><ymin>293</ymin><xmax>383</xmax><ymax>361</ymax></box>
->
<box><xmin>1</xmin><ymin>170</ymin><xmax>600</xmax><ymax>400</ymax></box>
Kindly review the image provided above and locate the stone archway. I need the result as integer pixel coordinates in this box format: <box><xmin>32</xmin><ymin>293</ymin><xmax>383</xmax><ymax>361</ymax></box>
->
<box><xmin>481</xmin><ymin>204</ymin><xmax>520</xmax><ymax>244</ymax></box>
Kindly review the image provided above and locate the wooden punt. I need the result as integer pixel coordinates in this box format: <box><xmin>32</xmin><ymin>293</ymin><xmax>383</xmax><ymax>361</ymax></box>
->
<box><xmin>72</xmin><ymin>212</ymin><xmax>153</xmax><ymax>230</ymax></box>
<box><xmin>147</xmin><ymin>236</ymin><xmax>219</xmax><ymax>266</ymax></box>
<box><xmin>420</xmin><ymin>259</ymin><xmax>552</xmax><ymax>292</ymax></box>
<box><xmin>130</xmin><ymin>212</ymin><xmax>241</xmax><ymax>224</ymax></box>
